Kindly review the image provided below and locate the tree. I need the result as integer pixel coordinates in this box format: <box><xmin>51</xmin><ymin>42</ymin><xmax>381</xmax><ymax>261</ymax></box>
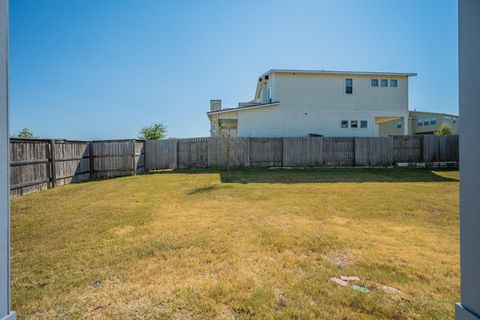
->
<box><xmin>434</xmin><ymin>123</ymin><xmax>455</xmax><ymax>135</ymax></box>
<box><xmin>16</xmin><ymin>128</ymin><xmax>34</xmax><ymax>138</ymax></box>
<box><xmin>138</xmin><ymin>123</ymin><xmax>167</xmax><ymax>140</ymax></box>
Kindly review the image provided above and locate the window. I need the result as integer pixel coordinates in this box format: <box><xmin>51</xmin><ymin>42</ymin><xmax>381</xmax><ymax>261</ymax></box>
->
<box><xmin>390</xmin><ymin>79</ymin><xmax>398</xmax><ymax>87</ymax></box>
<box><xmin>351</xmin><ymin>120</ymin><xmax>358</xmax><ymax>128</ymax></box>
<box><xmin>381</xmin><ymin>79</ymin><xmax>388</xmax><ymax>87</ymax></box>
<box><xmin>431</xmin><ymin>117</ymin><xmax>437</xmax><ymax>125</ymax></box>
<box><xmin>360</xmin><ymin>120</ymin><xmax>368</xmax><ymax>128</ymax></box>
<box><xmin>341</xmin><ymin>120</ymin><xmax>349</xmax><ymax>128</ymax></box>
<box><xmin>371</xmin><ymin>79</ymin><xmax>378</xmax><ymax>87</ymax></box>
<box><xmin>396</xmin><ymin>121</ymin><xmax>402</xmax><ymax>129</ymax></box>
<box><xmin>453</xmin><ymin>118</ymin><xmax>457</xmax><ymax>124</ymax></box>
<box><xmin>267</xmin><ymin>86</ymin><xmax>272</xmax><ymax>103</ymax></box>
<box><xmin>424</xmin><ymin>119</ymin><xmax>430</xmax><ymax>126</ymax></box>
<box><xmin>417</xmin><ymin>120</ymin><xmax>423</xmax><ymax>126</ymax></box>
<box><xmin>345</xmin><ymin>78</ymin><xmax>353</xmax><ymax>94</ymax></box>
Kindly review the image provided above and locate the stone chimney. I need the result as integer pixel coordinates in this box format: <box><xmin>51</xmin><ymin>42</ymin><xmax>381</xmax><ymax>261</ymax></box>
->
<box><xmin>210</xmin><ymin>99</ymin><xmax>222</xmax><ymax>111</ymax></box>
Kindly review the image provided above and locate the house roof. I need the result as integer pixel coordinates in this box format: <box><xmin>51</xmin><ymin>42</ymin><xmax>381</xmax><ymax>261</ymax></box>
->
<box><xmin>409</xmin><ymin>110</ymin><xmax>458</xmax><ymax>118</ymax></box>
<box><xmin>207</xmin><ymin>102</ymin><xmax>280</xmax><ymax>116</ymax></box>
<box><xmin>260</xmin><ymin>69</ymin><xmax>417</xmax><ymax>78</ymax></box>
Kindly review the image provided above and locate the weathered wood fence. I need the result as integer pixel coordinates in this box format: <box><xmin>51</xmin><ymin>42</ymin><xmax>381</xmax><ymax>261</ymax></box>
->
<box><xmin>10</xmin><ymin>135</ymin><xmax>458</xmax><ymax>196</ymax></box>
<box><xmin>145</xmin><ymin>135</ymin><xmax>459</xmax><ymax>170</ymax></box>
<box><xmin>10</xmin><ymin>138</ymin><xmax>145</xmax><ymax>196</ymax></box>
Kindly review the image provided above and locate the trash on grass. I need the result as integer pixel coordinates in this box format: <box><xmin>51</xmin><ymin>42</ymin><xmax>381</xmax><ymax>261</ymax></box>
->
<box><xmin>337</xmin><ymin>263</ymin><xmax>344</xmax><ymax>270</ymax></box>
<box><xmin>340</xmin><ymin>276</ymin><xmax>360</xmax><ymax>282</ymax></box>
<box><xmin>352</xmin><ymin>285</ymin><xmax>369</xmax><ymax>293</ymax></box>
<box><xmin>93</xmin><ymin>281</ymin><xmax>101</xmax><ymax>289</ymax></box>
<box><xmin>330</xmin><ymin>277</ymin><xmax>348</xmax><ymax>286</ymax></box>
<box><xmin>381</xmin><ymin>285</ymin><xmax>403</xmax><ymax>295</ymax></box>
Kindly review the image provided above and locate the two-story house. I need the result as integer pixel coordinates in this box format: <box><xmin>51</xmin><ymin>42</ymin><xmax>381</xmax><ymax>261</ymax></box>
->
<box><xmin>207</xmin><ymin>69</ymin><xmax>417</xmax><ymax>137</ymax></box>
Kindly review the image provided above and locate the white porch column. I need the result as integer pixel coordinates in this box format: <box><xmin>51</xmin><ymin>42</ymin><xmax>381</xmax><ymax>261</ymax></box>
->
<box><xmin>0</xmin><ymin>0</ymin><xmax>15</xmax><ymax>319</ymax></box>
<box><xmin>403</xmin><ymin>116</ymin><xmax>409</xmax><ymax>135</ymax></box>
<box><xmin>457</xmin><ymin>0</ymin><xmax>480</xmax><ymax>319</ymax></box>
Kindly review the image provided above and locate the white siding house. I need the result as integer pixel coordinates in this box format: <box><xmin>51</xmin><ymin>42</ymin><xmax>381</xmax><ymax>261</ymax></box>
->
<box><xmin>207</xmin><ymin>69</ymin><xmax>416</xmax><ymax>137</ymax></box>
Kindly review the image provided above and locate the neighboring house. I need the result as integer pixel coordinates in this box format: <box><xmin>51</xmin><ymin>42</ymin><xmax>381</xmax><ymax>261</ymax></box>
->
<box><xmin>207</xmin><ymin>69</ymin><xmax>417</xmax><ymax>137</ymax></box>
<box><xmin>378</xmin><ymin>111</ymin><xmax>459</xmax><ymax>136</ymax></box>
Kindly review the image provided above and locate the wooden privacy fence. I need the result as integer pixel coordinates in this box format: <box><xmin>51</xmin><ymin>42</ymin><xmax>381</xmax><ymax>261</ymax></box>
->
<box><xmin>10</xmin><ymin>138</ymin><xmax>145</xmax><ymax>196</ymax></box>
<box><xmin>145</xmin><ymin>135</ymin><xmax>459</xmax><ymax>170</ymax></box>
<box><xmin>10</xmin><ymin>135</ymin><xmax>458</xmax><ymax>196</ymax></box>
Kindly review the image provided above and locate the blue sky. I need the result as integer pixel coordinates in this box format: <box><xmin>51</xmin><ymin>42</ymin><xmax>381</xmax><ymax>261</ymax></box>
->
<box><xmin>10</xmin><ymin>0</ymin><xmax>458</xmax><ymax>139</ymax></box>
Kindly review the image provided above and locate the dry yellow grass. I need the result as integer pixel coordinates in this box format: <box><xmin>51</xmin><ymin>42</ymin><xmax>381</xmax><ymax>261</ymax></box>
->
<box><xmin>11</xmin><ymin>168</ymin><xmax>459</xmax><ymax>319</ymax></box>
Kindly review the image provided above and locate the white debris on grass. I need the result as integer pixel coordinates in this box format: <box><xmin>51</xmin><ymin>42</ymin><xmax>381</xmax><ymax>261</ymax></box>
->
<box><xmin>340</xmin><ymin>276</ymin><xmax>360</xmax><ymax>282</ymax></box>
<box><xmin>330</xmin><ymin>277</ymin><xmax>348</xmax><ymax>286</ymax></box>
<box><xmin>381</xmin><ymin>285</ymin><xmax>403</xmax><ymax>295</ymax></box>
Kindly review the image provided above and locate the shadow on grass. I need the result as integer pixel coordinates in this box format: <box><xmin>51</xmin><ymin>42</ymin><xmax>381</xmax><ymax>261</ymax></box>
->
<box><xmin>149</xmin><ymin>167</ymin><xmax>459</xmax><ymax>184</ymax></box>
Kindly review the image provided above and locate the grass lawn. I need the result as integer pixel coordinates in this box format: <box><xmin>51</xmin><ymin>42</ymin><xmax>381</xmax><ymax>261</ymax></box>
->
<box><xmin>11</xmin><ymin>168</ymin><xmax>459</xmax><ymax>319</ymax></box>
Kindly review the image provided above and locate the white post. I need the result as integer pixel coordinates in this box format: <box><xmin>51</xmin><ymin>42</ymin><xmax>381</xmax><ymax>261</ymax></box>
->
<box><xmin>0</xmin><ymin>0</ymin><xmax>15</xmax><ymax>318</ymax></box>
<box><xmin>403</xmin><ymin>116</ymin><xmax>409</xmax><ymax>135</ymax></box>
<box><xmin>457</xmin><ymin>0</ymin><xmax>480</xmax><ymax>319</ymax></box>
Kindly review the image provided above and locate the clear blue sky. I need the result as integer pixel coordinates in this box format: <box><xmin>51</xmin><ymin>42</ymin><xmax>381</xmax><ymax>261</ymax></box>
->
<box><xmin>10</xmin><ymin>0</ymin><xmax>458</xmax><ymax>140</ymax></box>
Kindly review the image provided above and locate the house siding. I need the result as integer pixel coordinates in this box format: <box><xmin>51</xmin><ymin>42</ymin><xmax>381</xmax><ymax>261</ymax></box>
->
<box><xmin>237</xmin><ymin>72</ymin><xmax>409</xmax><ymax>137</ymax></box>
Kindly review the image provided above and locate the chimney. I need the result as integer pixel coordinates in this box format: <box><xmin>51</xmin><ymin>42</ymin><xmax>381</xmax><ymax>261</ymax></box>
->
<box><xmin>210</xmin><ymin>99</ymin><xmax>222</xmax><ymax>111</ymax></box>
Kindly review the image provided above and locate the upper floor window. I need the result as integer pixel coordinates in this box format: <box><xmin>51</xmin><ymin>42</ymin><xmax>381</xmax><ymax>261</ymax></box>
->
<box><xmin>371</xmin><ymin>79</ymin><xmax>378</xmax><ymax>87</ymax></box>
<box><xmin>267</xmin><ymin>86</ymin><xmax>272</xmax><ymax>103</ymax></box>
<box><xmin>345</xmin><ymin>78</ymin><xmax>353</xmax><ymax>94</ymax></box>
<box><xmin>360</xmin><ymin>120</ymin><xmax>368</xmax><ymax>128</ymax></box>
<box><xmin>381</xmin><ymin>79</ymin><xmax>388</xmax><ymax>87</ymax></box>
<box><xmin>431</xmin><ymin>117</ymin><xmax>437</xmax><ymax>125</ymax></box>
<box><xmin>397</xmin><ymin>121</ymin><xmax>402</xmax><ymax>129</ymax></box>
<box><xmin>417</xmin><ymin>120</ymin><xmax>423</xmax><ymax>126</ymax></box>
<box><xmin>341</xmin><ymin>120</ymin><xmax>349</xmax><ymax>128</ymax></box>
<box><xmin>350</xmin><ymin>120</ymin><xmax>358</xmax><ymax>128</ymax></box>
<box><xmin>390</xmin><ymin>79</ymin><xmax>398</xmax><ymax>87</ymax></box>
<box><xmin>423</xmin><ymin>118</ymin><xmax>430</xmax><ymax>126</ymax></box>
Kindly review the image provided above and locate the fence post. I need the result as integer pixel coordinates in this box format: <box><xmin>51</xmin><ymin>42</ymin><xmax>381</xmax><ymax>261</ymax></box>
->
<box><xmin>353</xmin><ymin>137</ymin><xmax>357</xmax><ymax>166</ymax></box>
<box><xmin>131</xmin><ymin>140</ymin><xmax>137</xmax><ymax>176</ymax></box>
<box><xmin>50</xmin><ymin>139</ymin><xmax>57</xmax><ymax>188</ymax></box>
<box><xmin>89</xmin><ymin>142</ymin><xmax>95</xmax><ymax>179</ymax></box>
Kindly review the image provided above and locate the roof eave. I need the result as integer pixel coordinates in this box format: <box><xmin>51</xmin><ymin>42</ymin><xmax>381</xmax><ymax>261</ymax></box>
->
<box><xmin>261</xmin><ymin>69</ymin><xmax>417</xmax><ymax>78</ymax></box>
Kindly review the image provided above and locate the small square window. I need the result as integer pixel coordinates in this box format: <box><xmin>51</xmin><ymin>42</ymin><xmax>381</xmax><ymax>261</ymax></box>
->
<box><xmin>424</xmin><ymin>119</ymin><xmax>430</xmax><ymax>126</ymax></box>
<box><xmin>396</xmin><ymin>121</ymin><xmax>402</xmax><ymax>129</ymax></box>
<box><xmin>371</xmin><ymin>79</ymin><xmax>378</xmax><ymax>87</ymax></box>
<box><xmin>381</xmin><ymin>79</ymin><xmax>388</xmax><ymax>87</ymax></box>
<box><xmin>341</xmin><ymin>120</ymin><xmax>349</xmax><ymax>128</ymax></box>
<box><xmin>351</xmin><ymin>120</ymin><xmax>358</xmax><ymax>128</ymax></box>
<box><xmin>360</xmin><ymin>120</ymin><xmax>368</xmax><ymax>128</ymax></box>
<box><xmin>417</xmin><ymin>120</ymin><xmax>423</xmax><ymax>127</ymax></box>
<box><xmin>390</xmin><ymin>79</ymin><xmax>398</xmax><ymax>87</ymax></box>
<box><xmin>431</xmin><ymin>117</ymin><xmax>437</xmax><ymax>125</ymax></box>
<box><xmin>345</xmin><ymin>78</ymin><xmax>353</xmax><ymax>94</ymax></box>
